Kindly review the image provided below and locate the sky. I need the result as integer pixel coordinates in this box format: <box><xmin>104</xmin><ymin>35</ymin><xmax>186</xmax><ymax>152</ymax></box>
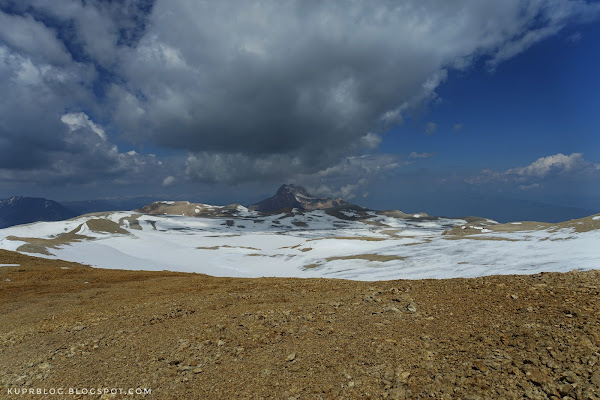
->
<box><xmin>0</xmin><ymin>0</ymin><xmax>599</xmax><ymax>220</ymax></box>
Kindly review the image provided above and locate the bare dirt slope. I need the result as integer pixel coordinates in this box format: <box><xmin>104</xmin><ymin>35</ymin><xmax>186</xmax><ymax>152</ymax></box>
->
<box><xmin>0</xmin><ymin>249</ymin><xmax>598</xmax><ymax>399</ymax></box>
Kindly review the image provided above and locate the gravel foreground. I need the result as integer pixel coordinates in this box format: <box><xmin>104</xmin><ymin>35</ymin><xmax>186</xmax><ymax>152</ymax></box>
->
<box><xmin>0</xmin><ymin>249</ymin><xmax>598</xmax><ymax>399</ymax></box>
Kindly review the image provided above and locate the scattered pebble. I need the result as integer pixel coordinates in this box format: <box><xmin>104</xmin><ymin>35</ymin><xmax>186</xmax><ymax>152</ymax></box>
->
<box><xmin>38</xmin><ymin>362</ymin><xmax>52</xmax><ymax>370</ymax></box>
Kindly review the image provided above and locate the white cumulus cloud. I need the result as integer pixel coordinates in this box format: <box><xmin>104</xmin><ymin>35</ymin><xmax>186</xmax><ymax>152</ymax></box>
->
<box><xmin>162</xmin><ymin>176</ymin><xmax>176</xmax><ymax>187</ymax></box>
<box><xmin>468</xmin><ymin>153</ymin><xmax>600</xmax><ymax>189</ymax></box>
<box><xmin>61</xmin><ymin>112</ymin><xmax>107</xmax><ymax>140</ymax></box>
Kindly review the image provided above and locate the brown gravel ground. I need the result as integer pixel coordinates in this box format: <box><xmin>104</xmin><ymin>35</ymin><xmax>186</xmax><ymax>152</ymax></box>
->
<box><xmin>0</xmin><ymin>249</ymin><xmax>599</xmax><ymax>400</ymax></box>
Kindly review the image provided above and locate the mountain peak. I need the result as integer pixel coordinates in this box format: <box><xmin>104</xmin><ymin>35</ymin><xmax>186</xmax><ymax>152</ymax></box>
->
<box><xmin>276</xmin><ymin>184</ymin><xmax>312</xmax><ymax>198</ymax></box>
<box><xmin>8</xmin><ymin>196</ymin><xmax>24</xmax><ymax>204</ymax></box>
<box><xmin>248</xmin><ymin>184</ymin><xmax>353</xmax><ymax>213</ymax></box>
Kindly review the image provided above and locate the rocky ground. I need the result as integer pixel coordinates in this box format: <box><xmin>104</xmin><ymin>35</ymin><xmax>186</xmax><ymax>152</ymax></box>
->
<box><xmin>0</xmin><ymin>249</ymin><xmax>598</xmax><ymax>399</ymax></box>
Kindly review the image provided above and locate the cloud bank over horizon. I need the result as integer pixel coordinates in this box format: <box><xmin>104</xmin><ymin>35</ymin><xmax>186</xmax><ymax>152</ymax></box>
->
<box><xmin>0</xmin><ymin>0</ymin><xmax>599</xmax><ymax>207</ymax></box>
<box><xmin>468</xmin><ymin>153</ymin><xmax>600</xmax><ymax>191</ymax></box>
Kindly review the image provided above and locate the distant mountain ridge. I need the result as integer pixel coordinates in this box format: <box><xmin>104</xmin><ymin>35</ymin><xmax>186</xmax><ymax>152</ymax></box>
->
<box><xmin>0</xmin><ymin>196</ymin><xmax>76</xmax><ymax>229</ymax></box>
<box><xmin>0</xmin><ymin>196</ymin><xmax>160</xmax><ymax>229</ymax></box>
<box><xmin>1</xmin><ymin>186</ymin><xmax>598</xmax><ymax>229</ymax></box>
<box><xmin>62</xmin><ymin>197</ymin><xmax>160</xmax><ymax>215</ymax></box>
<box><xmin>248</xmin><ymin>184</ymin><xmax>353</xmax><ymax>212</ymax></box>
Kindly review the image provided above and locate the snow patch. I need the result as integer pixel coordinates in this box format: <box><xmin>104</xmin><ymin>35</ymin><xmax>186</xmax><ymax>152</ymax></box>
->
<box><xmin>0</xmin><ymin>210</ymin><xmax>598</xmax><ymax>281</ymax></box>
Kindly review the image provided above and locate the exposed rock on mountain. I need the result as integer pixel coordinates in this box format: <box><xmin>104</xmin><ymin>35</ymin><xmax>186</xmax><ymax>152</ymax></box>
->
<box><xmin>248</xmin><ymin>184</ymin><xmax>353</xmax><ymax>212</ymax></box>
<box><xmin>0</xmin><ymin>196</ymin><xmax>76</xmax><ymax>229</ymax></box>
<box><xmin>137</xmin><ymin>201</ymin><xmax>251</xmax><ymax>218</ymax></box>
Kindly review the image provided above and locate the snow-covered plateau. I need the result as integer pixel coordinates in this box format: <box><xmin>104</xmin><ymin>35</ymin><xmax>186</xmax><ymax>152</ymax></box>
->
<box><xmin>0</xmin><ymin>207</ymin><xmax>598</xmax><ymax>281</ymax></box>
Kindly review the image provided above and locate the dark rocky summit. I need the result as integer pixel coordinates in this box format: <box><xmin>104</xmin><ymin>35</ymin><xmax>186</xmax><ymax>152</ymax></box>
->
<box><xmin>248</xmin><ymin>184</ymin><xmax>353</xmax><ymax>212</ymax></box>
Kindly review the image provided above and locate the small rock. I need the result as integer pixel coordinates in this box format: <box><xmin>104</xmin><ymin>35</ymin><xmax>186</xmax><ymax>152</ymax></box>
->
<box><xmin>388</xmin><ymin>387</ymin><xmax>407</xmax><ymax>399</ymax></box>
<box><xmin>363</xmin><ymin>295</ymin><xmax>376</xmax><ymax>302</ymax></box>
<box><xmin>382</xmin><ymin>367</ymin><xmax>395</xmax><ymax>382</ymax></box>
<box><xmin>287</xmin><ymin>353</ymin><xmax>296</xmax><ymax>362</ymax></box>
<box><xmin>397</xmin><ymin>370</ymin><xmax>411</xmax><ymax>384</ymax></box>
<box><xmin>557</xmin><ymin>383</ymin><xmax>573</xmax><ymax>397</ymax></box>
<box><xmin>484</xmin><ymin>360</ymin><xmax>501</xmax><ymax>370</ymax></box>
<box><xmin>72</xmin><ymin>324</ymin><xmax>86</xmax><ymax>332</ymax></box>
<box><xmin>526</xmin><ymin>370</ymin><xmax>548</xmax><ymax>386</ymax></box>
<box><xmin>385</xmin><ymin>306</ymin><xmax>401</xmax><ymax>313</ymax></box>
<box><xmin>472</xmin><ymin>360</ymin><xmax>488</xmax><ymax>373</ymax></box>
<box><xmin>192</xmin><ymin>367</ymin><xmax>203</xmax><ymax>374</ymax></box>
<box><xmin>510</xmin><ymin>294</ymin><xmax>518</xmax><ymax>299</ymax></box>
<box><xmin>217</xmin><ymin>339</ymin><xmax>225</xmax><ymax>347</ymax></box>
<box><xmin>406</xmin><ymin>302</ymin><xmax>417</xmax><ymax>313</ymax></box>
<box><xmin>561</xmin><ymin>371</ymin><xmax>577</xmax><ymax>384</ymax></box>
<box><xmin>38</xmin><ymin>362</ymin><xmax>52</xmax><ymax>370</ymax></box>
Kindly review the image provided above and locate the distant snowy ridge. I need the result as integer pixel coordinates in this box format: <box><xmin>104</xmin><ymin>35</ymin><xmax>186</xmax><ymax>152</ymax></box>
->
<box><xmin>0</xmin><ymin>205</ymin><xmax>598</xmax><ymax>281</ymax></box>
<box><xmin>137</xmin><ymin>201</ymin><xmax>257</xmax><ymax>218</ymax></box>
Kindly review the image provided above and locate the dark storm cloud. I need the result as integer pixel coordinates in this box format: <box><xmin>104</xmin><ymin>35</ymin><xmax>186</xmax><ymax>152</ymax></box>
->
<box><xmin>1</xmin><ymin>0</ymin><xmax>599</xmax><ymax>194</ymax></box>
<box><xmin>0</xmin><ymin>1</ymin><xmax>172</xmax><ymax>188</ymax></box>
<box><xmin>112</xmin><ymin>0</ymin><xmax>600</xmax><ymax>183</ymax></box>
